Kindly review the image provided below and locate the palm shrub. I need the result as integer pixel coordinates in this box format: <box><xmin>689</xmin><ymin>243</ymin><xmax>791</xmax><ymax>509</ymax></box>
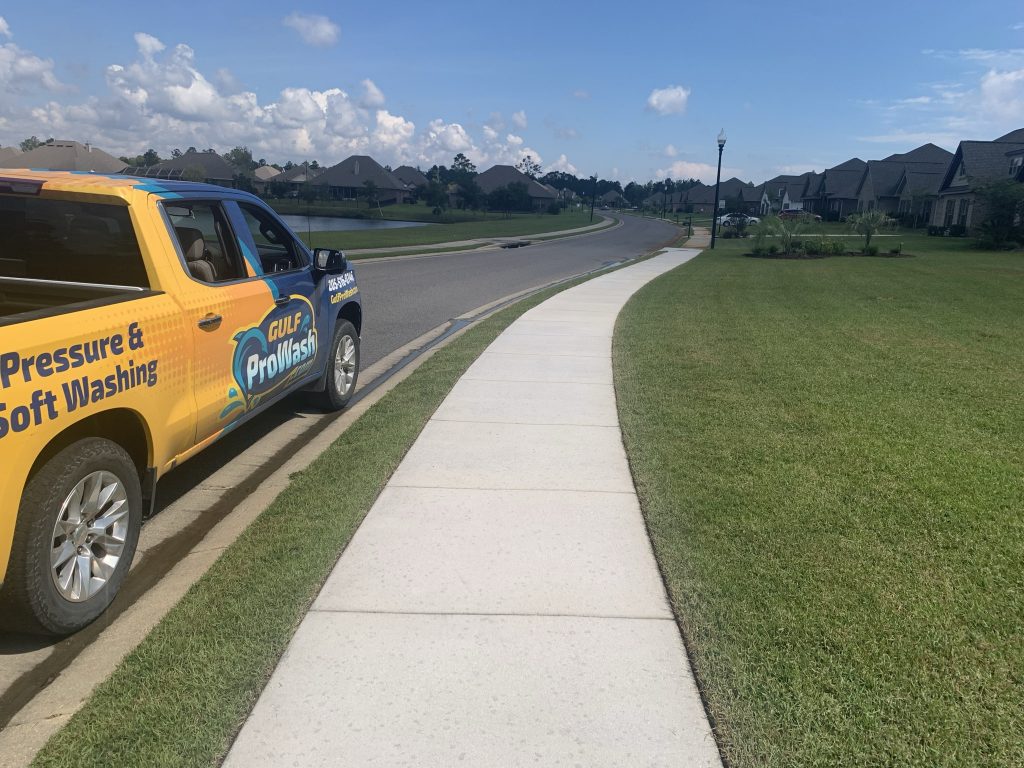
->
<box><xmin>847</xmin><ymin>209</ymin><xmax>895</xmax><ymax>253</ymax></box>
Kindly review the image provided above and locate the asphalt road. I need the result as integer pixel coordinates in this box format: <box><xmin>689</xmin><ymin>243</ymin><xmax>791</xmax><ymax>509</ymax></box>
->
<box><xmin>356</xmin><ymin>213</ymin><xmax>680</xmax><ymax>367</ymax></box>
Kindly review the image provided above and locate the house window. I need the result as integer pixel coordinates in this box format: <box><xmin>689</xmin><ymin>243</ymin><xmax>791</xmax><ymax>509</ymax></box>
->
<box><xmin>955</xmin><ymin>162</ymin><xmax>966</xmax><ymax>181</ymax></box>
<box><xmin>944</xmin><ymin>199</ymin><xmax>955</xmax><ymax>226</ymax></box>
<box><xmin>957</xmin><ymin>199</ymin><xmax>970</xmax><ymax>226</ymax></box>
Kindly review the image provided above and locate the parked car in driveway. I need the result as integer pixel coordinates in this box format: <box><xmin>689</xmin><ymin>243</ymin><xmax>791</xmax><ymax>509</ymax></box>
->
<box><xmin>716</xmin><ymin>213</ymin><xmax>759</xmax><ymax>227</ymax></box>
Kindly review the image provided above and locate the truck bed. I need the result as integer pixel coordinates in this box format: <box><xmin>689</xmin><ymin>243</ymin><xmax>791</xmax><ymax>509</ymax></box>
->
<box><xmin>0</xmin><ymin>276</ymin><xmax>149</xmax><ymax>326</ymax></box>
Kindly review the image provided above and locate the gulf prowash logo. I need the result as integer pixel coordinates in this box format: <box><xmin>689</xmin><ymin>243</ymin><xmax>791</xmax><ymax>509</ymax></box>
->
<box><xmin>221</xmin><ymin>296</ymin><xmax>318</xmax><ymax>420</ymax></box>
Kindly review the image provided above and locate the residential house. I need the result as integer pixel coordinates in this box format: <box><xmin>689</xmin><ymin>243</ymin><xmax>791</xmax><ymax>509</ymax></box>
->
<box><xmin>392</xmin><ymin>165</ymin><xmax>429</xmax><ymax>189</ymax></box>
<box><xmin>253</xmin><ymin>165</ymin><xmax>280</xmax><ymax>182</ymax></box>
<box><xmin>0</xmin><ymin>139</ymin><xmax>125</xmax><ymax>173</ymax></box>
<box><xmin>475</xmin><ymin>165</ymin><xmax>557</xmax><ymax>210</ymax></box>
<box><xmin>856</xmin><ymin>143</ymin><xmax>953</xmax><ymax>220</ymax></box>
<box><xmin>931</xmin><ymin>128</ymin><xmax>1024</xmax><ymax>231</ymax></box>
<box><xmin>311</xmin><ymin>155</ymin><xmax>409</xmax><ymax>204</ymax></box>
<box><xmin>802</xmin><ymin>159</ymin><xmax>866</xmax><ymax>219</ymax></box>
<box><xmin>267</xmin><ymin>163</ymin><xmax>326</xmax><ymax>196</ymax></box>
<box><xmin>599</xmin><ymin>189</ymin><xmax>627</xmax><ymax>207</ymax></box>
<box><xmin>737</xmin><ymin>183</ymin><xmax>769</xmax><ymax>215</ymax></box>
<box><xmin>131</xmin><ymin>149</ymin><xmax>239</xmax><ymax>186</ymax></box>
<box><xmin>764</xmin><ymin>173</ymin><xmax>813</xmax><ymax>213</ymax></box>
<box><xmin>682</xmin><ymin>184</ymin><xmax>717</xmax><ymax>213</ymax></box>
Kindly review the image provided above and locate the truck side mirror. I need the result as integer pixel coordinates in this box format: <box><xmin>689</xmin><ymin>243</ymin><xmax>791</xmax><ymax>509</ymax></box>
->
<box><xmin>313</xmin><ymin>248</ymin><xmax>348</xmax><ymax>274</ymax></box>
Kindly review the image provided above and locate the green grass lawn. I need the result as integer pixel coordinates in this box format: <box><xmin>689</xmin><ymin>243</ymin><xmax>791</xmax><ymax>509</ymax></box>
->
<box><xmin>614</xmin><ymin>240</ymin><xmax>1024</xmax><ymax>766</ymax></box>
<box><xmin>299</xmin><ymin>208</ymin><xmax>604</xmax><ymax>250</ymax></box>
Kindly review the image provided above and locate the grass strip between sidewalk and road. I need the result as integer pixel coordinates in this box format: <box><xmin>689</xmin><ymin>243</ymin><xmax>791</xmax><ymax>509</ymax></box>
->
<box><xmin>30</xmin><ymin>267</ymin><xmax>615</xmax><ymax>768</ymax></box>
<box><xmin>614</xmin><ymin>241</ymin><xmax>1024</xmax><ymax>766</ymax></box>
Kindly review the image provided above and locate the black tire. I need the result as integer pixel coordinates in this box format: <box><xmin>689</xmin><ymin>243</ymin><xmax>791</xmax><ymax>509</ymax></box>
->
<box><xmin>309</xmin><ymin>320</ymin><xmax>360</xmax><ymax>411</ymax></box>
<box><xmin>0</xmin><ymin>438</ymin><xmax>142</xmax><ymax>636</ymax></box>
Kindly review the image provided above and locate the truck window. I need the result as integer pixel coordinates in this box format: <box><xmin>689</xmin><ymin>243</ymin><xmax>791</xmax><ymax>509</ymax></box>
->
<box><xmin>0</xmin><ymin>196</ymin><xmax>148</xmax><ymax>287</ymax></box>
<box><xmin>164</xmin><ymin>202</ymin><xmax>247</xmax><ymax>284</ymax></box>
<box><xmin>237</xmin><ymin>203</ymin><xmax>309</xmax><ymax>274</ymax></box>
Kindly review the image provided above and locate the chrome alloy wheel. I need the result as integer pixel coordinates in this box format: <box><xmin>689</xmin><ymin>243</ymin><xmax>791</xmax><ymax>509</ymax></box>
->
<box><xmin>334</xmin><ymin>334</ymin><xmax>357</xmax><ymax>396</ymax></box>
<box><xmin>50</xmin><ymin>471</ymin><xmax>130</xmax><ymax>602</ymax></box>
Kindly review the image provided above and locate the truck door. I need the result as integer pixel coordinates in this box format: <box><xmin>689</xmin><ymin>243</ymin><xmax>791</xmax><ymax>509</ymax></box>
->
<box><xmin>225</xmin><ymin>200</ymin><xmax>322</xmax><ymax>384</ymax></box>
<box><xmin>163</xmin><ymin>200</ymin><xmax>273</xmax><ymax>445</ymax></box>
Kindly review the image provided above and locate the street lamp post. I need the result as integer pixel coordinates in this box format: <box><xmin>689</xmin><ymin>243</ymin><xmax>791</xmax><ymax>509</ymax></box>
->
<box><xmin>710</xmin><ymin>129</ymin><xmax>727</xmax><ymax>249</ymax></box>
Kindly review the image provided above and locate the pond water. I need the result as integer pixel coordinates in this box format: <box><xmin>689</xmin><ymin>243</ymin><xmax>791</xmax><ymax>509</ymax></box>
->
<box><xmin>279</xmin><ymin>215</ymin><xmax>433</xmax><ymax>233</ymax></box>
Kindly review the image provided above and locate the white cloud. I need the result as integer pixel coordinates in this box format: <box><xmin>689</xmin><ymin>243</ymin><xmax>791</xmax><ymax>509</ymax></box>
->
<box><xmin>482</xmin><ymin>125</ymin><xmax>498</xmax><ymax>141</ymax></box>
<box><xmin>283</xmin><ymin>12</ymin><xmax>340</xmax><ymax>47</ymax></box>
<box><xmin>664</xmin><ymin>144</ymin><xmax>678</xmax><ymax>157</ymax></box>
<box><xmin>656</xmin><ymin>160</ymin><xmax>737</xmax><ymax>184</ymax></box>
<box><xmin>134</xmin><ymin>32</ymin><xmax>165</xmax><ymax>58</ymax></box>
<box><xmin>775</xmin><ymin>164</ymin><xmax>820</xmax><ymax>175</ymax></box>
<box><xmin>360</xmin><ymin>78</ymin><xmax>385</xmax><ymax>108</ymax></box>
<box><xmin>373</xmin><ymin>110</ymin><xmax>414</xmax><ymax>157</ymax></box>
<box><xmin>548</xmin><ymin>153</ymin><xmax>578</xmax><ymax>175</ymax></box>
<box><xmin>572</xmin><ymin>89</ymin><xmax>590</xmax><ymax>100</ymax></box>
<box><xmin>979</xmin><ymin>67</ymin><xmax>1024</xmax><ymax>122</ymax></box>
<box><xmin>0</xmin><ymin>18</ymin><xmax>65</xmax><ymax>97</ymax></box>
<box><xmin>506</xmin><ymin>133</ymin><xmax>523</xmax><ymax>147</ymax></box>
<box><xmin>511</xmin><ymin>109</ymin><xmax>527</xmax><ymax>129</ymax></box>
<box><xmin>0</xmin><ymin>17</ymin><xmax>11</xmax><ymax>39</ymax></box>
<box><xmin>646</xmin><ymin>85</ymin><xmax>690</xmax><ymax>115</ymax></box>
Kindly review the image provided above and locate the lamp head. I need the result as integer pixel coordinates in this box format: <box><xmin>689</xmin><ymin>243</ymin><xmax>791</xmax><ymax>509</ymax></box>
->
<box><xmin>717</xmin><ymin>129</ymin><xmax>727</xmax><ymax>148</ymax></box>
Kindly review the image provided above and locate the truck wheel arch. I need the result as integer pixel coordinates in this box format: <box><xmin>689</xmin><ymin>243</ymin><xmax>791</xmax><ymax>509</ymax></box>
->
<box><xmin>336</xmin><ymin>301</ymin><xmax>361</xmax><ymax>335</ymax></box>
<box><xmin>28</xmin><ymin>408</ymin><xmax>152</xmax><ymax>492</ymax></box>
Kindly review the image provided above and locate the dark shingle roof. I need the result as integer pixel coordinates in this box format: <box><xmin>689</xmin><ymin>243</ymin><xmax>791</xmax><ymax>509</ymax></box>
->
<box><xmin>830</xmin><ymin>158</ymin><xmax>867</xmax><ymax>172</ymax></box>
<box><xmin>311</xmin><ymin>155</ymin><xmax>407</xmax><ymax>191</ymax></box>
<box><xmin>739</xmin><ymin>184</ymin><xmax>764</xmax><ymax>203</ymax></box>
<box><xmin>882</xmin><ymin>143</ymin><xmax>954</xmax><ymax>165</ymax></box>
<box><xmin>684</xmin><ymin>183</ymin><xmax>716</xmax><ymax>204</ymax></box>
<box><xmin>899</xmin><ymin>169</ymin><xmax>945</xmax><ymax>198</ymax></box>
<box><xmin>0</xmin><ymin>140</ymin><xmax>125</xmax><ymax>173</ymax></box>
<box><xmin>942</xmin><ymin>138</ymin><xmax>1024</xmax><ymax>188</ymax></box>
<box><xmin>272</xmin><ymin>164</ymin><xmax>325</xmax><ymax>183</ymax></box>
<box><xmin>475</xmin><ymin>165</ymin><xmax>557</xmax><ymax>199</ymax></box>
<box><xmin>392</xmin><ymin>165</ymin><xmax>429</xmax><ymax>187</ymax></box>
<box><xmin>147</xmin><ymin>149</ymin><xmax>236</xmax><ymax>181</ymax></box>
<box><xmin>994</xmin><ymin>128</ymin><xmax>1024</xmax><ymax>143</ymax></box>
<box><xmin>863</xmin><ymin>161</ymin><xmax>907</xmax><ymax>198</ymax></box>
<box><xmin>823</xmin><ymin>168</ymin><xmax>866</xmax><ymax>199</ymax></box>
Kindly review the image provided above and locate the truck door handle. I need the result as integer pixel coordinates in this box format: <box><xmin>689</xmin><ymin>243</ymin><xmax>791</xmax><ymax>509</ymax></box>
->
<box><xmin>197</xmin><ymin>313</ymin><xmax>222</xmax><ymax>331</ymax></box>
<box><xmin>275</xmin><ymin>296</ymin><xmax>290</xmax><ymax>307</ymax></box>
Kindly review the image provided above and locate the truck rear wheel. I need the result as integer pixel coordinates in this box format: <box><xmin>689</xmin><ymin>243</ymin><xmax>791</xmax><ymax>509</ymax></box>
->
<box><xmin>309</xmin><ymin>320</ymin><xmax>359</xmax><ymax>411</ymax></box>
<box><xmin>0</xmin><ymin>438</ymin><xmax>142</xmax><ymax>636</ymax></box>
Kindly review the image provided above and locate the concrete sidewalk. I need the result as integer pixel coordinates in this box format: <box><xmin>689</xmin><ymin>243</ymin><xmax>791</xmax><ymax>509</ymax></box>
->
<box><xmin>225</xmin><ymin>249</ymin><xmax>721</xmax><ymax>767</ymax></box>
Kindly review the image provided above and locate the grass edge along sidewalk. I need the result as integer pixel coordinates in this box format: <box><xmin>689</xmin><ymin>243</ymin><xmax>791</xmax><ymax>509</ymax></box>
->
<box><xmin>613</xmin><ymin>243</ymin><xmax>1024</xmax><ymax>766</ymax></box>
<box><xmin>28</xmin><ymin>262</ymin><xmax>644</xmax><ymax>768</ymax></box>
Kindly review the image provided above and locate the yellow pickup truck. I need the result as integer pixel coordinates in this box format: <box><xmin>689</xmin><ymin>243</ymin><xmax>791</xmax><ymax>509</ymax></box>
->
<box><xmin>0</xmin><ymin>171</ymin><xmax>362</xmax><ymax>634</ymax></box>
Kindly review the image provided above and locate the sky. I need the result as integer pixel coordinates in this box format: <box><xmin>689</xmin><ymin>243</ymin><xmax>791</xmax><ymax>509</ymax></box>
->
<box><xmin>1</xmin><ymin>1</ymin><xmax>1023</xmax><ymax>185</ymax></box>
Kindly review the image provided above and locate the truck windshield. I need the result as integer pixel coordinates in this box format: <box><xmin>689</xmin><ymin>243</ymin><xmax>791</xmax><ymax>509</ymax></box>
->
<box><xmin>0</xmin><ymin>196</ymin><xmax>148</xmax><ymax>287</ymax></box>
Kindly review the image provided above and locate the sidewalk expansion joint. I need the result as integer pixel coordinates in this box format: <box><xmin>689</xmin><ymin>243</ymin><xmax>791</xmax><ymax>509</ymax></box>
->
<box><xmin>386</xmin><ymin>484</ymin><xmax>636</xmax><ymax>495</ymax></box>
<box><xmin>429</xmin><ymin>417</ymin><xmax>619</xmax><ymax>427</ymax></box>
<box><xmin>308</xmin><ymin>608</ymin><xmax>676</xmax><ymax>622</ymax></box>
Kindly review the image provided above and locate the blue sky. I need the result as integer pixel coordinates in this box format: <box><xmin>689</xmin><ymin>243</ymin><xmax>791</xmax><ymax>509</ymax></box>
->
<box><xmin>1</xmin><ymin>1</ymin><xmax>1023</xmax><ymax>183</ymax></box>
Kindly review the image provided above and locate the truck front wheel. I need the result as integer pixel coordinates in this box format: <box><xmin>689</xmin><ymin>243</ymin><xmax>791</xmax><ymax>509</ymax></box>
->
<box><xmin>0</xmin><ymin>438</ymin><xmax>142</xmax><ymax>635</ymax></box>
<box><xmin>310</xmin><ymin>320</ymin><xmax>360</xmax><ymax>410</ymax></box>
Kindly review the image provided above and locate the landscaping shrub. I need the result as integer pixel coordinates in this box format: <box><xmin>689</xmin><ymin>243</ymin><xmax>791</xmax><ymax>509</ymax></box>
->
<box><xmin>546</xmin><ymin>202</ymin><xmax>561</xmax><ymax>215</ymax></box>
<box><xmin>863</xmin><ymin>244</ymin><xmax>880</xmax><ymax>256</ymax></box>
<box><xmin>767</xmin><ymin>244</ymin><xmax>779</xmax><ymax>255</ymax></box>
